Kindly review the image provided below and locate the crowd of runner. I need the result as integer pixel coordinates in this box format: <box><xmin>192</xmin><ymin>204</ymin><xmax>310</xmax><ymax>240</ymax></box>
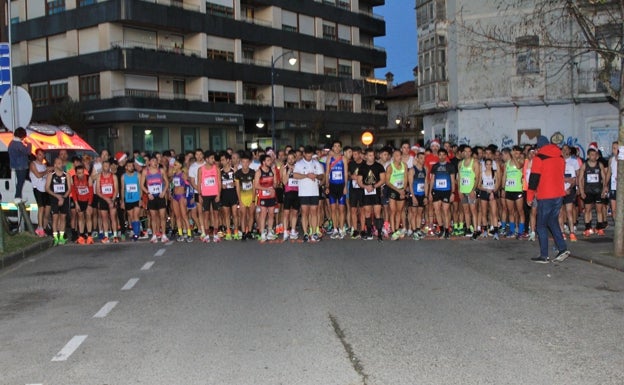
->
<box><xmin>27</xmin><ymin>138</ymin><xmax>619</xmax><ymax>245</ymax></box>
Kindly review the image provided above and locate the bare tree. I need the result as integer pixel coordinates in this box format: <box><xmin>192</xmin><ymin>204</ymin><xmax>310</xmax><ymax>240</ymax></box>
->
<box><xmin>454</xmin><ymin>0</ymin><xmax>624</xmax><ymax>256</ymax></box>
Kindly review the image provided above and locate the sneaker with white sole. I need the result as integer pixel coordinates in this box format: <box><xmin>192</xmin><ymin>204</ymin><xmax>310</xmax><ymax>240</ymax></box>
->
<box><xmin>531</xmin><ymin>256</ymin><xmax>550</xmax><ymax>264</ymax></box>
<box><xmin>554</xmin><ymin>250</ymin><xmax>571</xmax><ymax>262</ymax></box>
<box><xmin>150</xmin><ymin>235</ymin><xmax>158</xmax><ymax>243</ymax></box>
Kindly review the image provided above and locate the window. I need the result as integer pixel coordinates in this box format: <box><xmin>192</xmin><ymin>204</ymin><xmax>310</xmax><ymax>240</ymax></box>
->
<box><xmin>173</xmin><ymin>80</ymin><xmax>185</xmax><ymax>99</ymax></box>
<box><xmin>206</xmin><ymin>2</ymin><xmax>234</xmax><ymax>18</ymax></box>
<box><xmin>208</xmin><ymin>91</ymin><xmax>235</xmax><ymax>103</ymax></box>
<box><xmin>516</xmin><ymin>36</ymin><xmax>540</xmax><ymax>75</ymax></box>
<box><xmin>338</xmin><ymin>64</ymin><xmax>352</xmax><ymax>78</ymax></box>
<box><xmin>30</xmin><ymin>81</ymin><xmax>68</xmax><ymax>106</ymax></box>
<box><xmin>338</xmin><ymin>99</ymin><xmax>353</xmax><ymax>112</ymax></box>
<box><xmin>47</xmin><ymin>0</ymin><xmax>65</xmax><ymax>15</ymax></box>
<box><xmin>79</xmin><ymin>0</ymin><xmax>97</xmax><ymax>6</ymax></box>
<box><xmin>323</xmin><ymin>23</ymin><xmax>337</xmax><ymax>40</ymax></box>
<box><xmin>79</xmin><ymin>74</ymin><xmax>100</xmax><ymax>101</ymax></box>
<box><xmin>207</xmin><ymin>49</ymin><xmax>234</xmax><ymax>62</ymax></box>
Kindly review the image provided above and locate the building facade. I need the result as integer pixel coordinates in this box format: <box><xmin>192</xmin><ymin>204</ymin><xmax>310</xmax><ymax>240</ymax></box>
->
<box><xmin>416</xmin><ymin>0</ymin><xmax>620</xmax><ymax>157</ymax></box>
<box><xmin>4</xmin><ymin>0</ymin><xmax>387</xmax><ymax>154</ymax></box>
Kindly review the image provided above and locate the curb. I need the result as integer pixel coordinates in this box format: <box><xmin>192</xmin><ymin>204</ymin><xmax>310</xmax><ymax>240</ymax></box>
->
<box><xmin>571</xmin><ymin>253</ymin><xmax>624</xmax><ymax>273</ymax></box>
<box><xmin>0</xmin><ymin>238</ymin><xmax>54</xmax><ymax>270</ymax></box>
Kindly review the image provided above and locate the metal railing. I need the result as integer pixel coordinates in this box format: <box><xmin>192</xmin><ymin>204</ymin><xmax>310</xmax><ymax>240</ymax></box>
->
<box><xmin>138</xmin><ymin>0</ymin><xmax>200</xmax><ymax>12</ymax></box>
<box><xmin>112</xmin><ymin>89</ymin><xmax>201</xmax><ymax>100</ymax></box>
<box><xmin>111</xmin><ymin>40</ymin><xmax>201</xmax><ymax>57</ymax></box>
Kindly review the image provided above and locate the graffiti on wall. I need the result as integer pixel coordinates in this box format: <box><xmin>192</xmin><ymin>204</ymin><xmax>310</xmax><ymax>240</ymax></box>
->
<box><xmin>458</xmin><ymin>136</ymin><xmax>471</xmax><ymax>146</ymax></box>
<box><xmin>565</xmin><ymin>136</ymin><xmax>585</xmax><ymax>159</ymax></box>
<box><xmin>501</xmin><ymin>135</ymin><xmax>514</xmax><ymax>149</ymax></box>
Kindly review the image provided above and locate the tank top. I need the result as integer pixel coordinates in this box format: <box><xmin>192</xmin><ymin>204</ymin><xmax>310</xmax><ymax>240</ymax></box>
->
<box><xmin>584</xmin><ymin>162</ymin><xmax>602</xmax><ymax>194</ymax></box>
<box><xmin>388</xmin><ymin>162</ymin><xmax>405</xmax><ymax>189</ymax></box>
<box><xmin>171</xmin><ymin>171</ymin><xmax>185</xmax><ymax>190</ymax></box>
<box><xmin>505</xmin><ymin>160</ymin><xmax>523</xmax><ymax>192</ymax></box>
<box><xmin>458</xmin><ymin>158</ymin><xmax>476</xmax><ymax>194</ymax></box>
<box><xmin>73</xmin><ymin>175</ymin><xmax>92</xmax><ymax>202</ymax></box>
<box><xmin>284</xmin><ymin>164</ymin><xmax>299</xmax><ymax>193</ymax></box>
<box><xmin>412</xmin><ymin>165</ymin><xmax>426</xmax><ymax>196</ymax></box>
<box><xmin>482</xmin><ymin>170</ymin><xmax>495</xmax><ymax>191</ymax></box>
<box><xmin>50</xmin><ymin>172</ymin><xmax>68</xmax><ymax>195</ymax></box>
<box><xmin>432</xmin><ymin>163</ymin><xmax>452</xmax><ymax>192</ymax></box>
<box><xmin>123</xmin><ymin>172</ymin><xmax>140</xmax><ymax>203</ymax></box>
<box><xmin>99</xmin><ymin>173</ymin><xmax>115</xmax><ymax>198</ymax></box>
<box><xmin>328</xmin><ymin>157</ymin><xmax>345</xmax><ymax>185</ymax></box>
<box><xmin>221</xmin><ymin>168</ymin><xmax>236</xmax><ymax>190</ymax></box>
<box><xmin>257</xmin><ymin>167</ymin><xmax>276</xmax><ymax>199</ymax></box>
<box><xmin>30</xmin><ymin>161</ymin><xmax>48</xmax><ymax>192</ymax></box>
<box><xmin>199</xmin><ymin>164</ymin><xmax>219</xmax><ymax>196</ymax></box>
<box><xmin>145</xmin><ymin>169</ymin><xmax>164</xmax><ymax>196</ymax></box>
<box><xmin>235</xmin><ymin>169</ymin><xmax>255</xmax><ymax>195</ymax></box>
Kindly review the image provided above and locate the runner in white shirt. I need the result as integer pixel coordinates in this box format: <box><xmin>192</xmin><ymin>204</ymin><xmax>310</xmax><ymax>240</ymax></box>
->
<box><xmin>293</xmin><ymin>145</ymin><xmax>325</xmax><ymax>242</ymax></box>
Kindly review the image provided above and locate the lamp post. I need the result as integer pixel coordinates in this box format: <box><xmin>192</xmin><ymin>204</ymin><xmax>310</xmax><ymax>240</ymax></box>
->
<box><xmin>270</xmin><ymin>51</ymin><xmax>297</xmax><ymax>151</ymax></box>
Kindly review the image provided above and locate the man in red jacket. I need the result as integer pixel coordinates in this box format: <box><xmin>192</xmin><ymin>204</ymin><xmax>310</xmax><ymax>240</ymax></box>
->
<box><xmin>527</xmin><ymin>136</ymin><xmax>570</xmax><ymax>263</ymax></box>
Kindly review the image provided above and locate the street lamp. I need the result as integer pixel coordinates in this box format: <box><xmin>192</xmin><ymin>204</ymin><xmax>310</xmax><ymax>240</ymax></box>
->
<box><xmin>256</xmin><ymin>118</ymin><xmax>265</xmax><ymax>129</ymax></box>
<box><xmin>270</xmin><ymin>50</ymin><xmax>297</xmax><ymax>150</ymax></box>
<box><xmin>395</xmin><ymin>116</ymin><xmax>402</xmax><ymax>127</ymax></box>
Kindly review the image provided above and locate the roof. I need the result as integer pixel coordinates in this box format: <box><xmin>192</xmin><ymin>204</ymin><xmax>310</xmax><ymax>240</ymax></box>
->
<box><xmin>385</xmin><ymin>81</ymin><xmax>418</xmax><ymax>99</ymax></box>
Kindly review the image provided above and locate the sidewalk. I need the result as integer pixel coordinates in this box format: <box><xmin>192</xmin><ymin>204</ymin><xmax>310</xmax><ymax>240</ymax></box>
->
<box><xmin>568</xmin><ymin>225</ymin><xmax>624</xmax><ymax>271</ymax></box>
<box><xmin>0</xmin><ymin>237</ymin><xmax>53</xmax><ymax>269</ymax></box>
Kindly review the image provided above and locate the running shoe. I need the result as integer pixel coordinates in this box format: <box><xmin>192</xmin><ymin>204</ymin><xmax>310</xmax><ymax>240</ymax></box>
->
<box><xmin>531</xmin><ymin>256</ymin><xmax>550</xmax><ymax>264</ymax></box>
<box><xmin>150</xmin><ymin>235</ymin><xmax>159</xmax><ymax>243</ymax></box>
<box><xmin>113</xmin><ymin>237</ymin><xmax>120</xmax><ymax>243</ymax></box>
<box><xmin>212</xmin><ymin>235</ymin><xmax>221</xmax><ymax>243</ymax></box>
<box><xmin>260</xmin><ymin>233</ymin><xmax>267</xmax><ymax>242</ymax></box>
<box><xmin>528</xmin><ymin>231</ymin><xmax>536</xmax><ymax>242</ymax></box>
<box><xmin>53</xmin><ymin>237</ymin><xmax>59</xmax><ymax>246</ymax></box>
<box><xmin>583</xmin><ymin>229</ymin><xmax>592</xmax><ymax>237</ymax></box>
<box><xmin>283</xmin><ymin>232</ymin><xmax>290</xmax><ymax>241</ymax></box>
<box><xmin>562</xmin><ymin>233</ymin><xmax>567</xmax><ymax>241</ymax></box>
<box><xmin>267</xmin><ymin>230</ymin><xmax>277</xmax><ymax>241</ymax></box>
<box><xmin>290</xmin><ymin>230</ymin><xmax>299</xmax><ymax>240</ymax></box>
<box><xmin>311</xmin><ymin>234</ymin><xmax>320</xmax><ymax>242</ymax></box>
<box><xmin>493</xmin><ymin>233</ymin><xmax>499</xmax><ymax>241</ymax></box>
<box><xmin>413</xmin><ymin>232</ymin><xmax>421</xmax><ymax>241</ymax></box>
<box><xmin>391</xmin><ymin>231</ymin><xmax>401</xmax><ymax>241</ymax></box>
<box><xmin>177</xmin><ymin>235</ymin><xmax>185</xmax><ymax>242</ymax></box>
<box><xmin>185</xmin><ymin>235</ymin><xmax>194</xmax><ymax>243</ymax></box>
<box><xmin>35</xmin><ymin>228</ymin><xmax>46</xmax><ymax>237</ymax></box>
<box><xmin>101</xmin><ymin>237</ymin><xmax>110</xmax><ymax>244</ymax></box>
<box><xmin>86</xmin><ymin>235</ymin><xmax>94</xmax><ymax>244</ymax></box>
<box><xmin>132</xmin><ymin>234</ymin><xmax>139</xmax><ymax>242</ymax></box>
<box><xmin>202</xmin><ymin>235</ymin><xmax>211</xmax><ymax>243</ymax></box>
<box><xmin>330</xmin><ymin>231</ymin><xmax>340</xmax><ymax>239</ymax></box>
<box><xmin>77</xmin><ymin>236</ymin><xmax>86</xmax><ymax>245</ymax></box>
<box><xmin>553</xmin><ymin>250</ymin><xmax>571</xmax><ymax>262</ymax></box>
<box><xmin>569</xmin><ymin>233</ymin><xmax>578</xmax><ymax>242</ymax></box>
<box><xmin>596</xmin><ymin>229</ymin><xmax>605</xmax><ymax>236</ymax></box>
<box><xmin>303</xmin><ymin>234</ymin><xmax>309</xmax><ymax>243</ymax></box>
<box><xmin>161</xmin><ymin>235</ymin><xmax>170</xmax><ymax>243</ymax></box>
<box><xmin>351</xmin><ymin>230</ymin><xmax>360</xmax><ymax>239</ymax></box>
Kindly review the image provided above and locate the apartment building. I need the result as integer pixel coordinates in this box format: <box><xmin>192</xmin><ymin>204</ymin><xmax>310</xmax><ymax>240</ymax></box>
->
<box><xmin>416</xmin><ymin>0</ymin><xmax>620</xmax><ymax>155</ymax></box>
<box><xmin>3</xmin><ymin>0</ymin><xmax>387</xmax><ymax>153</ymax></box>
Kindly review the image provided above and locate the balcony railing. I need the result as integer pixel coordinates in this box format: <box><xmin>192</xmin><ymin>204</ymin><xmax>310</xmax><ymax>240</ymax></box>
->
<box><xmin>577</xmin><ymin>68</ymin><xmax>621</xmax><ymax>94</ymax></box>
<box><xmin>240</xmin><ymin>16</ymin><xmax>273</xmax><ymax>28</ymax></box>
<box><xmin>113</xmin><ymin>89</ymin><xmax>201</xmax><ymax>101</ymax></box>
<box><xmin>138</xmin><ymin>0</ymin><xmax>200</xmax><ymax>12</ymax></box>
<box><xmin>111</xmin><ymin>41</ymin><xmax>201</xmax><ymax>57</ymax></box>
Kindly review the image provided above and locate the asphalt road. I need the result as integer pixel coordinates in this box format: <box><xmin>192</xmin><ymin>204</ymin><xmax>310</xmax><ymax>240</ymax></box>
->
<box><xmin>1</xmin><ymin>237</ymin><xmax>623</xmax><ymax>385</ymax></box>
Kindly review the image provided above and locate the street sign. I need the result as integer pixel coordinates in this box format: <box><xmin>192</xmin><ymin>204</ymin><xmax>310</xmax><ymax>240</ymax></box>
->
<box><xmin>0</xmin><ymin>86</ymin><xmax>33</xmax><ymax>131</ymax></box>
<box><xmin>0</xmin><ymin>43</ymin><xmax>10</xmax><ymax>97</ymax></box>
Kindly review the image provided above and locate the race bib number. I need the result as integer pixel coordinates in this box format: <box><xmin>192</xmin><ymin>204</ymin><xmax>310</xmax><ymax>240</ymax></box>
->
<box><xmin>586</xmin><ymin>174</ymin><xmax>599</xmax><ymax>183</ymax></box>
<box><xmin>126</xmin><ymin>184</ymin><xmax>138</xmax><ymax>193</ymax></box>
<box><xmin>203</xmin><ymin>177</ymin><xmax>216</xmax><ymax>187</ymax></box>
<box><xmin>261</xmin><ymin>189</ymin><xmax>272</xmax><ymax>197</ymax></box>
<box><xmin>77</xmin><ymin>186</ymin><xmax>89</xmax><ymax>196</ymax></box>
<box><xmin>505</xmin><ymin>179</ymin><xmax>516</xmax><ymax>187</ymax></box>
<box><xmin>242</xmin><ymin>181</ymin><xmax>253</xmax><ymax>191</ymax></box>
<box><xmin>364</xmin><ymin>187</ymin><xmax>377</xmax><ymax>196</ymax></box>
<box><xmin>53</xmin><ymin>184</ymin><xmax>66</xmax><ymax>194</ymax></box>
<box><xmin>288</xmin><ymin>178</ymin><xmax>298</xmax><ymax>187</ymax></box>
<box><xmin>435</xmin><ymin>179</ymin><xmax>448</xmax><ymax>189</ymax></box>
<box><xmin>395</xmin><ymin>180</ymin><xmax>404</xmax><ymax>189</ymax></box>
<box><xmin>416</xmin><ymin>183</ymin><xmax>425</xmax><ymax>193</ymax></box>
<box><xmin>484</xmin><ymin>180</ymin><xmax>494</xmax><ymax>189</ymax></box>
<box><xmin>101</xmin><ymin>184</ymin><xmax>113</xmax><ymax>195</ymax></box>
<box><xmin>173</xmin><ymin>177</ymin><xmax>182</xmax><ymax>187</ymax></box>
<box><xmin>332</xmin><ymin>171</ymin><xmax>343</xmax><ymax>180</ymax></box>
<box><xmin>223</xmin><ymin>180</ymin><xmax>234</xmax><ymax>189</ymax></box>
<box><xmin>461</xmin><ymin>177</ymin><xmax>471</xmax><ymax>186</ymax></box>
<box><xmin>351</xmin><ymin>180</ymin><xmax>360</xmax><ymax>188</ymax></box>
<box><xmin>148</xmin><ymin>184</ymin><xmax>162</xmax><ymax>194</ymax></box>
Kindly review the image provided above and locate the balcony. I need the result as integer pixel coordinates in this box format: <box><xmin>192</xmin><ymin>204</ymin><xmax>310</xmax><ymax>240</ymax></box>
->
<box><xmin>138</xmin><ymin>0</ymin><xmax>200</xmax><ymax>12</ymax></box>
<box><xmin>577</xmin><ymin>68</ymin><xmax>622</xmax><ymax>94</ymax></box>
<box><xmin>113</xmin><ymin>89</ymin><xmax>201</xmax><ymax>101</ymax></box>
<box><xmin>111</xmin><ymin>41</ymin><xmax>201</xmax><ymax>57</ymax></box>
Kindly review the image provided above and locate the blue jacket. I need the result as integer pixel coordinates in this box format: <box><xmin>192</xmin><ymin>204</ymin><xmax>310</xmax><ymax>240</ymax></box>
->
<box><xmin>8</xmin><ymin>138</ymin><xmax>32</xmax><ymax>170</ymax></box>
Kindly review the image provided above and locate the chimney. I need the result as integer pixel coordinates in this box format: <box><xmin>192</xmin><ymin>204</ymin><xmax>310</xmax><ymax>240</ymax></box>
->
<box><xmin>385</xmin><ymin>72</ymin><xmax>394</xmax><ymax>90</ymax></box>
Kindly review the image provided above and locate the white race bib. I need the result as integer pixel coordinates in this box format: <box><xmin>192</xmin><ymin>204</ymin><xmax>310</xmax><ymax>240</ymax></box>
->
<box><xmin>364</xmin><ymin>187</ymin><xmax>377</xmax><ymax>195</ymax></box>
<box><xmin>395</xmin><ymin>180</ymin><xmax>404</xmax><ymax>189</ymax></box>
<box><xmin>77</xmin><ymin>186</ymin><xmax>89</xmax><ymax>195</ymax></box>
<box><xmin>53</xmin><ymin>184</ymin><xmax>66</xmax><ymax>194</ymax></box>
<box><xmin>203</xmin><ymin>177</ymin><xmax>216</xmax><ymax>187</ymax></box>
<box><xmin>416</xmin><ymin>183</ymin><xmax>425</xmax><ymax>193</ymax></box>
<box><xmin>351</xmin><ymin>180</ymin><xmax>360</xmax><ymax>188</ymax></box>
<box><xmin>586</xmin><ymin>174</ymin><xmax>599</xmax><ymax>183</ymax></box>
<box><xmin>505</xmin><ymin>179</ymin><xmax>516</xmax><ymax>187</ymax></box>
<box><xmin>148</xmin><ymin>184</ymin><xmax>162</xmax><ymax>194</ymax></box>
<box><xmin>484</xmin><ymin>180</ymin><xmax>494</xmax><ymax>189</ymax></box>
<box><xmin>435</xmin><ymin>179</ymin><xmax>448</xmax><ymax>189</ymax></box>
<box><xmin>173</xmin><ymin>177</ymin><xmax>182</xmax><ymax>187</ymax></box>
<box><xmin>261</xmin><ymin>189</ymin><xmax>272</xmax><ymax>197</ymax></box>
<box><xmin>461</xmin><ymin>177</ymin><xmax>471</xmax><ymax>186</ymax></box>
<box><xmin>332</xmin><ymin>171</ymin><xmax>343</xmax><ymax>181</ymax></box>
<box><xmin>102</xmin><ymin>184</ymin><xmax>113</xmax><ymax>194</ymax></box>
<box><xmin>126</xmin><ymin>184</ymin><xmax>138</xmax><ymax>193</ymax></box>
<box><xmin>288</xmin><ymin>178</ymin><xmax>298</xmax><ymax>187</ymax></box>
<box><xmin>242</xmin><ymin>181</ymin><xmax>253</xmax><ymax>191</ymax></box>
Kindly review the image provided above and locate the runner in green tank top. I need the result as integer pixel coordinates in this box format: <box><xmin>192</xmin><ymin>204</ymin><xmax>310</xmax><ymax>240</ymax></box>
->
<box><xmin>502</xmin><ymin>147</ymin><xmax>526</xmax><ymax>238</ymax></box>
<box><xmin>457</xmin><ymin>146</ymin><xmax>480</xmax><ymax>238</ymax></box>
<box><xmin>386</xmin><ymin>149</ymin><xmax>408</xmax><ymax>240</ymax></box>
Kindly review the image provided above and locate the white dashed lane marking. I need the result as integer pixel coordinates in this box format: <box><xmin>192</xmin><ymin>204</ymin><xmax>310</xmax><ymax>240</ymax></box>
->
<box><xmin>93</xmin><ymin>301</ymin><xmax>119</xmax><ymax>318</ymax></box>
<box><xmin>141</xmin><ymin>261</ymin><xmax>155</xmax><ymax>270</ymax></box>
<box><xmin>51</xmin><ymin>335</ymin><xmax>87</xmax><ymax>362</ymax></box>
<box><xmin>121</xmin><ymin>278</ymin><xmax>139</xmax><ymax>291</ymax></box>
<box><xmin>154</xmin><ymin>248</ymin><xmax>166</xmax><ymax>257</ymax></box>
